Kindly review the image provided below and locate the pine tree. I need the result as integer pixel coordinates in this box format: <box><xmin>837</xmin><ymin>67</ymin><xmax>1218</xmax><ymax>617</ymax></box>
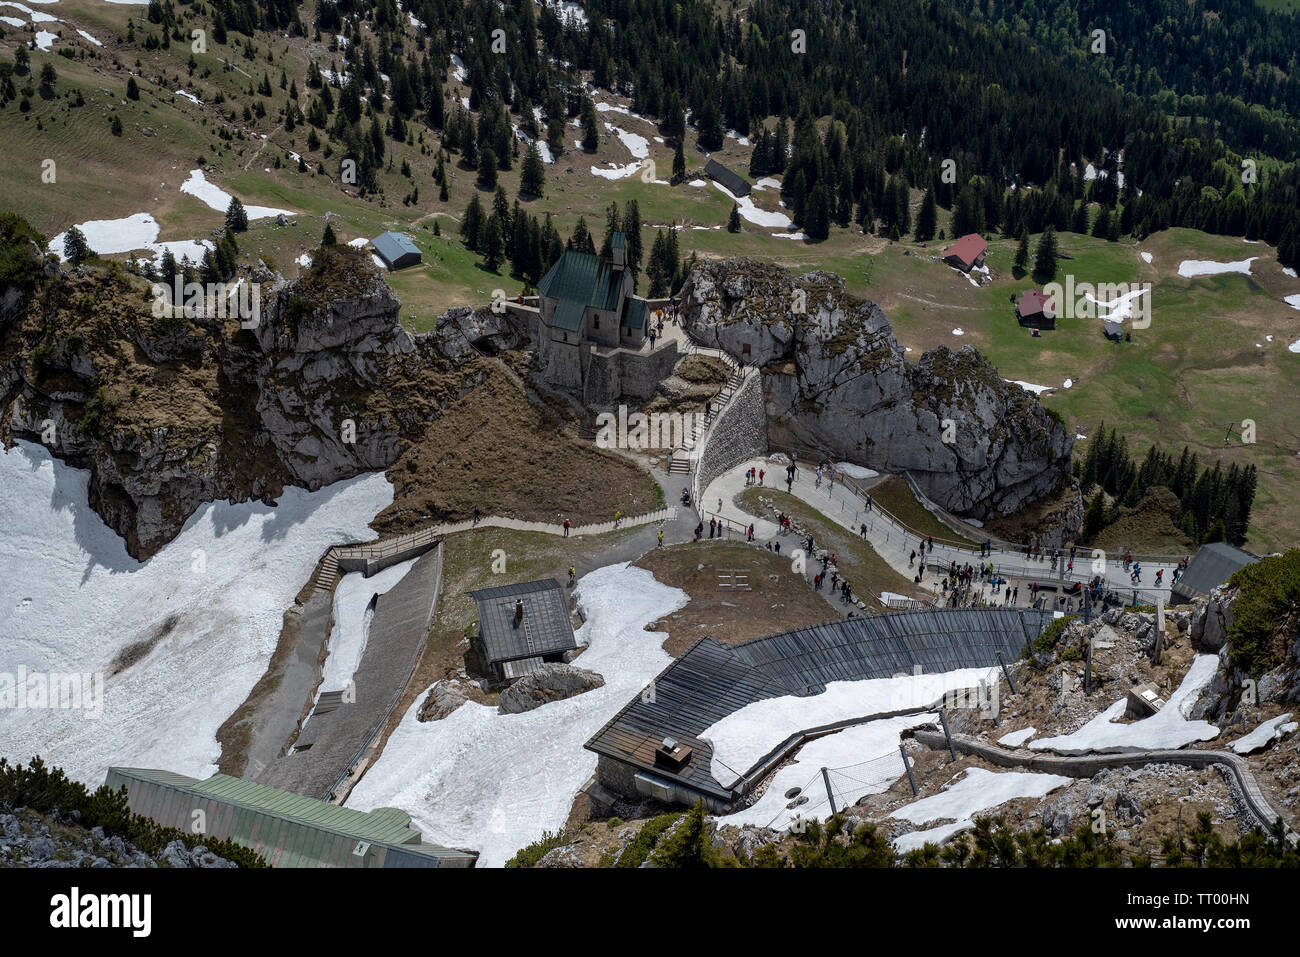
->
<box><xmin>1082</xmin><ymin>490</ymin><xmax>1107</xmax><ymax>543</ymax></box>
<box><xmin>673</xmin><ymin>138</ymin><xmax>685</xmax><ymax>180</ymax></box>
<box><xmin>520</xmin><ymin>142</ymin><xmax>545</xmax><ymax>198</ymax></box>
<box><xmin>1014</xmin><ymin>229</ymin><xmax>1030</xmax><ymax>274</ymax></box>
<box><xmin>481</xmin><ymin>214</ymin><xmax>505</xmax><ymax>272</ymax></box>
<box><xmin>477</xmin><ymin>146</ymin><xmax>497</xmax><ymax>190</ymax></box>
<box><xmin>62</xmin><ymin>226</ymin><xmax>94</xmax><ymax>267</ymax></box>
<box><xmin>461</xmin><ymin>194</ymin><xmax>484</xmax><ymax>251</ymax></box>
<box><xmin>569</xmin><ymin>216</ymin><xmax>594</xmax><ymax>254</ymax></box>
<box><xmin>727</xmin><ymin>204</ymin><xmax>741</xmax><ymax>233</ymax></box>
<box><xmin>225</xmin><ymin>197</ymin><xmax>248</xmax><ymax>233</ymax></box>
<box><xmin>1034</xmin><ymin>226</ymin><xmax>1059</xmax><ymax>280</ymax></box>
<box><xmin>126</xmin><ymin>77</ymin><xmax>139</xmax><ymax>101</ymax></box>
<box><xmin>915</xmin><ymin>188</ymin><xmax>937</xmax><ymax>242</ymax></box>
<box><xmin>581</xmin><ymin>99</ymin><xmax>599</xmax><ymax>152</ymax></box>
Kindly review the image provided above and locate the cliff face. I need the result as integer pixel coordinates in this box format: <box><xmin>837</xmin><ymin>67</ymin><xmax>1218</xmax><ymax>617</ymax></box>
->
<box><xmin>679</xmin><ymin>258</ymin><xmax>1073</xmax><ymax>519</ymax></box>
<box><xmin>0</xmin><ymin>246</ymin><xmax>488</xmax><ymax>559</ymax></box>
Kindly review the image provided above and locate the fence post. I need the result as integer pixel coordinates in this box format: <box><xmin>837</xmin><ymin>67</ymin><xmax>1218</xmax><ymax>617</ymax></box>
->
<box><xmin>938</xmin><ymin>708</ymin><xmax>957</xmax><ymax>763</ymax></box>
<box><xmin>821</xmin><ymin>766</ymin><xmax>838</xmax><ymax>816</ymax></box>
<box><xmin>995</xmin><ymin>651</ymin><xmax>1017</xmax><ymax>696</ymax></box>
<box><xmin>900</xmin><ymin>744</ymin><xmax>919</xmax><ymax>796</ymax></box>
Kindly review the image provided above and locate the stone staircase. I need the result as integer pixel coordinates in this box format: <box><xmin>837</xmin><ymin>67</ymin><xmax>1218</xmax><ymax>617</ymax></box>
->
<box><xmin>671</xmin><ymin>343</ymin><xmax>744</xmax><ymax>476</ymax></box>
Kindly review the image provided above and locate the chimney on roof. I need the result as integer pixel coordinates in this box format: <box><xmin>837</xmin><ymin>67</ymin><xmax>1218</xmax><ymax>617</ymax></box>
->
<box><xmin>513</xmin><ymin>599</ymin><xmax>524</xmax><ymax>628</ymax></box>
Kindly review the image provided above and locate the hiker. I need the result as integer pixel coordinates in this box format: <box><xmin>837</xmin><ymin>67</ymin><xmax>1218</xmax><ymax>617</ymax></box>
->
<box><xmin>512</xmin><ymin>599</ymin><xmax>524</xmax><ymax>628</ymax></box>
<box><xmin>705</xmin><ymin>399</ymin><xmax>712</xmax><ymax>417</ymax></box>
<box><xmin>718</xmin><ymin>498</ymin><xmax>723</xmax><ymax>513</ymax></box>
<box><xmin>758</xmin><ymin>469</ymin><xmax>765</xmax><ymax>485</ymax></box>
<box><xmin>681</xmin><ymin>487</ymin><xmax>691</xmax><ymax>505</ymax></box>
<box><xmin>568</xmin><ymin>565</ymin><xmax>576</xmax><ymax>587</ymax></box>
<box><xmin>814</xmin><ymin>573</ymin><xmax>823</xmax><ymax>590</ymax></box>
<box><xmin>909</xmin><ymin>550</ymin><xmax>917</xmax><ymax>568</ymax></box>
<box><xmin>709</xmin><ymin>517</ymin><xmax>716</xmax><ymax>538</ymax></box>
<box><xmin>927</xmin><ymin>536</ymin><xmax>934</xmax><ymax>551</ymax></box>
<box><xmin>774</xmin><ymin>541</ymin><xmax>781</xmax><ymax>555</ymax></box>
<box><xmin>473</xmin><ymin>505</ymin><xmax>481</xmax><ymax>526</ymax></box>
<box><xmin>563</xmin><ymin>518</ymin><xmax>570</xmax><ymax>537</ymax></box>
<box><xmin>614</xmin><ymin>509</ymin><xmax>622</xmax><ymax>528</ymax></box>
<box><xmin>657</xmin><ymin>529</ymin><xmax>664</xmax><ymax>548</ymax></box>
<box><xmin>1155</xmin><ymin>568</ymin><xmax>1163</xmax><ymax>585</ymax></box>
<box><xmin>1012</xmin><ymin>587</ymin><xmax>1019</xmax><ymax>603</ymax></box>
<box><xmin>694</xmin><ymin>522</ymin><xmax>703</xmax><ymax>541</ymax></box>
<box><xmin>859</xmin><ymin>523</ymin><xmax>867</xmax><ymax>538</ymax></box>
<box><xmin>830</xmin><ymin>571</ymin><xmax>839</xmax><ymax>589</ymax></box>
<box><xmin>746</xmin><ymin>523</ymin><xmax>754</xmax><ymax>542</ymax></box>
<box><xmin>786</xmin><ymin>477</ymin><xmax>793</xmax><ymax>493</ymax></box>
<box><xmin>815</xmin><ymin>467</ymin><xmax>823</xmax><ymax>488</ymax></box>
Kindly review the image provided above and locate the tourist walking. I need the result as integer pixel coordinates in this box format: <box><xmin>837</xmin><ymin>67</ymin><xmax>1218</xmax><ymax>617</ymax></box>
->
<box><xmin>657</xmin><ymin>529</ymin><xmax>664</xmax><ymax>548</ymax></box>
<box><xmin>473</xmin><ymin>505</ymin><xmax>481</xmax><ymax>526</ymax></box>
<box><xmin>563</xmin><ymin>518</ymin><xmax>570</xmax><ymax>537</ymax></box>
<box><xmin>568</xmin><ymin>565</ymin><xmax>576</xmax><ymax>587</ymax></box>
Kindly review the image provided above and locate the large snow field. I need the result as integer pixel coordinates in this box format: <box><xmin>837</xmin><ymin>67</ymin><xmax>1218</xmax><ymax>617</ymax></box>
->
<box><xmin>719</xmin><ymin>715</ymin><xmax>933</xmax><ymax>831</ymax></box>
<box><xmin>180</xmin><ymin>169</ymin><xmax>292</xmax><ymax>220</ymax></box>
<box><xmin>1030</xmin><ymin>654</ymin><xmax>1221</xmax><ymax>754</ymax></box>
<box><xmin>889</xmin><ymin>767</ymin><xmax>1071</xmax><ymax>852</ymax></box>
<box><xmin>0</xmin><ymin>440</ymin><xmax>394</xmax><ymax>786</ymax></box>
<box><xmin>346</xmin><ymin>562</ymin><xmax>689</xmax><ymax>867</ymax></box>
<box><xmin>48</xmin><ymin>212</ymin><xmax>160</xmax><ymax>259</ymax></box>
<box><xmin>702</xmin><ymin>667</ymin><xmax>1000</xmax><ymax>789</ymax></box>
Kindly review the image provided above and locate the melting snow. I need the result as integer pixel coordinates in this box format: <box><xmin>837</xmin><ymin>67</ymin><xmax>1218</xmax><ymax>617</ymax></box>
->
<box><xmin>34</xmin><ymin>28</ymin><xmax>55</xmax><ymax>49</ymax></box>
<box><xmin>709</xmin><ymin>181</ymin><xmax>792</xmax><ymax>229</ymax></box>
<box><xmin>1178</xmin><ymin>258</ymin><xmax>1257</xmax><ymax>278</ymax></box>
<box><xmin>1140</xmin><ymin>252</ymin><xmax>1152</xmax><ymax>264</ymax></box>
<box><xmin>175</xmin><ymin>90</ymin><xmax>202</xmax><ymax>105</ymax></box>
<box><xmin>0</xmin><ymin>440</ymin><xmax>394</xmax><ymax>786</ymax></box>
<box><xmin>1030</xmin><ymin>654</ymin><xmax>1221</xmax><ymax>753</ymax></box>
<box><xmin>998</xmin><ymin>727</ymin><xmax>1036</xmax><ymax>747</ymax></box>
<box><xmin>180</xmin><ymin>169</ymin><xmax>291</xmax><ymax>219</ymax></box>
<box><xmin>75</xmin><ymin>28</ymin><xmax>100</xmax><ymax>45</ymax></box>
<box><xmin>1283</xmin><ymin>294</ymin><xmax>1300</xmax><ymax>311</ymax></box>
<box><xmin>890</xmin><ymin>767</ymin><xmax>1070</xmax><ymax>851</ymax></box>
<box><xmin>1230</xmin><ymin>713</ymin><xmax>1296</xmax><ymax>755</ymax></box>
<box><xmin>347</xmin><ymin>562</ymin><xmax>689</xmax><ymax>867</ymax></box>
<box><xmin>835</xmin><ymin>462</ymin><xmax>878</xmax><ymax>479</ymax></box>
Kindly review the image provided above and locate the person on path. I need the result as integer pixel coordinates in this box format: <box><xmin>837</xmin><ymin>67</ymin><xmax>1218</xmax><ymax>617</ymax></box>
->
<box><xmin>657</xmin><ymin>529</ymin><xmax>664</xmax><ymax>548</ymax></box>
<box><xmin>814</xmin><ymin>573</ymin><xmax>823</xmax><ymax>590</ymax></box>
<box><xmin>910</xmin><ymin>550</ymin><xmax>917</xmax><ymax>568</ymax></box>
<box><xmin>860</xmin><ymin>523</ymin><xmax>867</xmax><ymax>538</ymax></box>
<box><xmin>786</xmin><ymin>476</ymin><xmax>793</xmax><ymax>493</ymax></box>
<box><xmin>568</xmin><ymin>565</ymin><xmax>576</xmax><ymax>587</ymax></box>
<box><xmin>709</xmin><ymin>517</ymin><xmax>716</xmax><ymax>539</ymax></box>
<box><xmin>759</xmin><ymin>469</ymin><xmax>765</xmax><ymax>486</ymax></box>
<box><xmin>747</xmin><ymin>524</ymin><xmax>754</xmax><ymax>542</ymax></box>
<box><xmin>774</xmin><ymin>541</ymin><xmax>781</xmax><ymax>555</ymax></box>
<box><xmin>473</xmin><ymin>505</ymin><xmax>481</xmax><ymax>526</ymax></box>
<box><xmin>815</xmin><ymin>467</ymin><xmax>823</xmax><ymax>489</ymax></box>
<box><xmin>928</xmin><ymin>536</ymin><xmax>934</xmax><ymax>551</ymax></box>
<box><xmin>614</xmin><ymin>510</ymin><xmax>622</xmax><ymax>528</ymax></box>
<box><xmin>705</xmin><ymin>399</ymin><xmax>712</xmax><ymax>418</ymax></box>
<box><xmin>718</xmin><ymin>498</ymin><xmax>723</xmax><ymax>513</ymax></box>
<box><xmin>563</xmin><ymin>518</ymin><xmax>570</xmax><ymax>537</ymax></box>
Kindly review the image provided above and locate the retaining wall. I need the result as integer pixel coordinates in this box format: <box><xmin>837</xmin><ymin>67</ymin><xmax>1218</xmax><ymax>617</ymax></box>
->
<box><xmin>693</xmin><ymin>370</ymin><xmax>768</xmax><ymax>506</ymax></box>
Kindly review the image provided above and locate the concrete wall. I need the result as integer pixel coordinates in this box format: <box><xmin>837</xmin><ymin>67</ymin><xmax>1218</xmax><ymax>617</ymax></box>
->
<box><xmin>694</xmin><ymin>371</ymin><xmax>768</xmax><ymax>504</ymax></box>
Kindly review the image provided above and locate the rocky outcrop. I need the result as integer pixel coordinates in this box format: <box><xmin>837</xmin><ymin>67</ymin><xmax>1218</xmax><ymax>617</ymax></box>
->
<box><xmin>679</xmin><ymin>259</ymin><xmax>1073</xmax><ymax>520</ymax></box>
<box><xmin>0</xmin><ymin>811</ymin><xmax>237</xmax><ymax>868</ymax></box>
<box><xmin>418</xmin><ymin>679</ymin><xmax>469</xmax><ymax>721</ymax></box>
<box><xmin>0</xmin><ymin>245</ymin><xmax>490</xmax><ymax>559</ymax></box>
<box><xmin>497</xmin><ymin>662</ymin><xmax>605</xmax><ymax>714</ymax></box>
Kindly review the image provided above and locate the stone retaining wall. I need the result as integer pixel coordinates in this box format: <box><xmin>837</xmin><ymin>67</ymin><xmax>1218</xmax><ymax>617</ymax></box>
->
<box><xmin>694</xmin><ymin>371</ymin><xmax>768</xmax><ymax>505</ymax></box>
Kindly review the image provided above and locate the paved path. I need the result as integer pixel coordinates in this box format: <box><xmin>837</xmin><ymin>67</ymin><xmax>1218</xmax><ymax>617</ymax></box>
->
<box><xmin>702</xmin><ymin>455</ymin><xmax>1184</xmax><ymax>611</ymax></box>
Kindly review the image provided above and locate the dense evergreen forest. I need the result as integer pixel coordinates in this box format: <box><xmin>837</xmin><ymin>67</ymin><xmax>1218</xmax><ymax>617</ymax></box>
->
<box><xmin>180</xmin><ymin>0</ymin><xmax>1300</xmax><ymax>268</ymax></box>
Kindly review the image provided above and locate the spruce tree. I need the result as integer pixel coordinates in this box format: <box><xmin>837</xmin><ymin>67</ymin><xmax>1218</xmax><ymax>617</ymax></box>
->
<box><xmin>727</xmin><ymin>204</ymin><xmax>741</xmax><ymax>233</ymax></box>
<box><xmin>225</xmin><ymin>197</ymin><xmax>248</xmax><ymax>232</ymax></box>
<box><xmin>915</xmin><ymin>188</ymin><xmax>937</xmax><ymax>242</ymax></box>
<box><xmin>1034</xmin><ymin>226</ymin><xmax>1059</xmax><ymax>280</ymax></box>
<box><xmin>1013</xmin><ymin>229</ymin><xmax>1030</xmax><ymax>274</ymax></box>
<box><xmin>519</xmin><ymin>142</ymin><xmax>545</xmax><ymax>198</ymax></box>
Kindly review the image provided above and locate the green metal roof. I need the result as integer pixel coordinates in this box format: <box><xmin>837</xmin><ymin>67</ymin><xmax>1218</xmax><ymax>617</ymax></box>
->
<box><xmin>554</xmin><ymin>299</ymin><xmax>585</xmax><ymax>332</ymax></box>
<box><xmin>112</xmin><ymin>768</ymin><xmax>421</xmax><ymax>847</ymax></box>
<box><xmin>611</xmin><ymin>231</ymin><xmax>626</xmax><ymax>249</ymax></box>
<box><xmin>538</xmin><ymin>249</ymin><xmax>623</xmax><ymax>312</ymax></box>
<box><xmin>624</xmin><ymin>297</ymin><xmax>647</xmax><ymax>330</ymax></box>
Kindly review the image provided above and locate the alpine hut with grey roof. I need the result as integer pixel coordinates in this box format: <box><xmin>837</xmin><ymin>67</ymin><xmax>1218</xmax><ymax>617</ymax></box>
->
<box><xmin>470</xmin><ymin>578</ymin><xmax>579</xmax><ymax>686</ymax></box>
<box><xmin>370</xmin><ymin>231</ymin><xmax>422</xmax><ymax>270</ymax></box>
<box><xmin>585</xmin><ymin>607</ymin><xmax>1054</xmax><ymax>811</ymax></box>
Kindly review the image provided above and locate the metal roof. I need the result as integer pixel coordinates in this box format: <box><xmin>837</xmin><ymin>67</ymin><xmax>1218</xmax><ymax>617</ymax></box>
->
<box><xmin>705</xmin><ymin>158</ymin><xmax>751</xmax><ymax>196</ymax></box>
<box><xmin>624</xmin><ymin>297</ymin><xmax>647</xmax><ymax>331</ymax></box>
<box><xmin>585</xmin><ymin>608</ymin><xmax>1053</xmax><ymax>802</ymax></box>
<box><xmin>943</xmin><ymin>233</ymin><xmax>988</xmax><ymax>268</ymax></box>
<box><xmin>538</xmin><ymin>249</ymin><xmax>623</xmax><ymax>312</ymax></box>
<box><xmin>1172</xmin><ymin>542</ymin><xmax>1259</xmax><ymax>603</ymax></box>
<box><xmin>471</xmin><ymin>578</ymin><xmax>577</xmax><ymax>665</ymax></box>
<box><xmin>106</xmin><ymin>768</ymin><xmax>476</xmax><ymax>865</ymax></box>
<box><xmin>371</xmin><ymin>231</ymin><xmax>421</xmax><ymax>266</ymax></box>
<box><xmin>554</xmin><ymin>298</ymin><xmax>585</xmax><ymax>332</ymax></box>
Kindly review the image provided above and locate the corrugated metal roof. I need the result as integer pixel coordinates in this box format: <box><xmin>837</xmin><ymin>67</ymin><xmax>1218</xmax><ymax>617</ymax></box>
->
<box><xmin>586</xmin><ymin>608</ymin><xmax>1052</xmax><ymax>801</ymax></box>
<box><xmin>1172</xmin><ymin>542</ymin><xmax>1259</xmax><ymax>602</ymax></box>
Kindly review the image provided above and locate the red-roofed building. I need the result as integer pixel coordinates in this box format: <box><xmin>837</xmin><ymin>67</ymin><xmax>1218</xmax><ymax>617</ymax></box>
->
<box><xmin>1016</xmin><ymin>289</ymin><xmax>1056</xmax><ymax>330</ymax></box>
<box><xmin>942</xmin><ymin>233</ymin><xmax>988</xmax><ymax>272</ymax></box>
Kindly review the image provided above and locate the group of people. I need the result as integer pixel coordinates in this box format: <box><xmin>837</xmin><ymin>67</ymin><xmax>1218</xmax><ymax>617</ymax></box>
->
<box><xmin>743</xmin><ymin>467</ymin><xmax>766</xmax><ymax>486</ymax></box>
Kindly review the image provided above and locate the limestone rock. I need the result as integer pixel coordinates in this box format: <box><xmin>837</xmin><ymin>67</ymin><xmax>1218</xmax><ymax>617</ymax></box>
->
<box><xmin>680</xmin><ymin>259</ymin><xmax>1072</xmax><ymax>520</ymax></box>
<box><xmin>497</xmin><ymin>663</ymin><xmax>605</xmax><ymax>714</ymax></box>
<box><xmin>418</xmin><ymin>679</ymin><xmax>468</xmax><ymax>721</ymax></box>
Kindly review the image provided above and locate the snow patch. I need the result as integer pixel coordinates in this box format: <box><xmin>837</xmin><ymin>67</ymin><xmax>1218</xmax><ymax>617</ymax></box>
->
<box><xmin>1230</xmin><ymin>714</ymin><xmax>1296</xmax><ymax>755</ymax></box>
<box><xmin>180</xmin><ymin>169</ymin><xmax>290</xmax><ymax>220</ymax></box>
<box><xmin>1178</xmin><ymin>257</ymin><xmax>1257</xmax><ymax>278</ymax></box>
